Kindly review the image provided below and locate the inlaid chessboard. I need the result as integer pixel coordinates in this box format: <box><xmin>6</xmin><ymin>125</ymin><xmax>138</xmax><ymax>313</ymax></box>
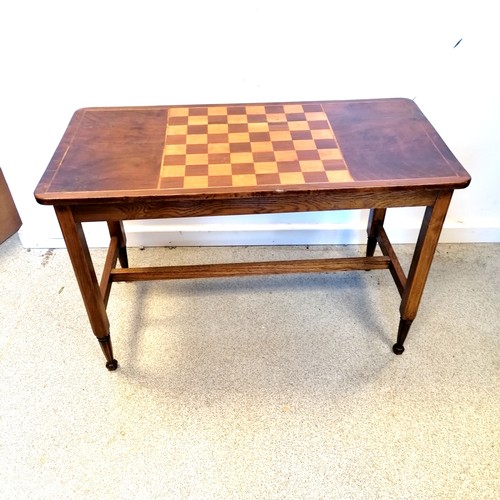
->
<box><xmin>159</xmin><ymin>103</ymin><xmax>352</xmax><ymax>191</ymax></box>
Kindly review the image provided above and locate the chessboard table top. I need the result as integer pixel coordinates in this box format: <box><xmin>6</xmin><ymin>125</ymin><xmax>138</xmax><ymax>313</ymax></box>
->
<box><xmin>35</xmin><ymin>98</ymin><xmax>471</xmax><ymax>205</ymax></box>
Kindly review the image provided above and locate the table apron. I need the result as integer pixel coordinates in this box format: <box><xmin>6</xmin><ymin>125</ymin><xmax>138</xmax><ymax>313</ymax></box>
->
<box><xmin>70</xmin><ymin>189</ymin><xmax>440</xmax><ymax>223</ymax></box>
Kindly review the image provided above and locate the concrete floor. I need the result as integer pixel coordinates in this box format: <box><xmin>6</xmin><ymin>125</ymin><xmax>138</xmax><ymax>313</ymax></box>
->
<box><xmin>0</xmin><ymin>234</ymin><xmax>499</xmax><ymax>499</ymax></box>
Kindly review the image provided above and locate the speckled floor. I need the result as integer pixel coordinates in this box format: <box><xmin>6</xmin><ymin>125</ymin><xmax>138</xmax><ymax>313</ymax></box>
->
<box><xmin>0</xmin><ymin>234</ymin><xmax>498</xmax><ymax>499</ymax></box>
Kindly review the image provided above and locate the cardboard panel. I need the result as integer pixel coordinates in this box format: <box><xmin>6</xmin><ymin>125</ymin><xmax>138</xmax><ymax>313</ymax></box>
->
<box><xmin>0</xmin><ymin>169</ymin><xmax>22</xmax><ymax>244</ymax></box>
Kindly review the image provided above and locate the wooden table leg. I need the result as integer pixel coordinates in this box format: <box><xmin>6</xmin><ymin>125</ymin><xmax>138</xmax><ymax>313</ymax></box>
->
<box><xmin>107</xmin><ymin>221</ymin><xmax>128</xmax><ymax>268</ymax></box>
<box><xmin>55</xmin><ymin>206</ymin><xmax>118</xmax><ymax>370</ymax></box>
<box><xmin>394</xmin><ymin>190</ymin><xmax>453</xmax><ymax>354</ymax></box>
<box><xmin>366</xmin><ymin>208</ymin><xmax>387</xmax><ymax>257</ymax></box>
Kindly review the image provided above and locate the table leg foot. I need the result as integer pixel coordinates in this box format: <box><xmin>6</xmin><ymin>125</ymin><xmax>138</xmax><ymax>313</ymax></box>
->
<box><xmin>105</xmin><ymin>359</ymin><xmax>119</xmax><ymax>371</ymax></box>
<box><xmin>392</xmin><ymin>343</ymin><xmax>405</xmax><ymax>355</ymax></box>
<box><xmin>97</xmin><ymin>335</ymin><xmax>118</xmax><ymax>371</ymax></box>
<box><xmin>392</xmin><ymin>318</ymin><xmax>413</xmax><ymax>355</ymax></box>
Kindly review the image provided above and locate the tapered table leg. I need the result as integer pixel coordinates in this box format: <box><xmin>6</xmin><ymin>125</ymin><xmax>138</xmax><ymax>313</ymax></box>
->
<box><xmin>393</xmin><ymin>319</ymin><xmax>413</xmax><ymax>354</ymax></box>
<box><xmin>55</xmin><ymin>206</ymin><xmax>118</xmax><ymax>370</ymax></box>
<box><xmin>98</xmin><ymin>335</ymin><xmax>118</xmax><ymax>370</ymax></box>
<box><xmin>394</xmin><ymin>190</ymin><xmax>453</xmax><ymax>354</ymax></box>
<box><xmin>366</xmin><ymin>208</ymin><xmax>387</xmax><ymax>257</ymax></box>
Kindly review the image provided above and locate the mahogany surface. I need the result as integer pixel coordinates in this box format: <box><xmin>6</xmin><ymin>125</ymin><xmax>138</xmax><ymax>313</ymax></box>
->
<box><xmin>35</xmin><ymin>99</ymin><xmax>469</xmax><ymax>205</ymax></box>
<box><xmin>34</xmin><ymin>98</ymin><xmax>471</xmax><ymax>370</ymax></box>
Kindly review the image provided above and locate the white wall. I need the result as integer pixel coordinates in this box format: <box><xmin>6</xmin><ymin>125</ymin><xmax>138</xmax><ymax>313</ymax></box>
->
<box><xmin>1</xmin><ymin>0</ymin><xmax>498</xmax><ymax>248</ymax></box>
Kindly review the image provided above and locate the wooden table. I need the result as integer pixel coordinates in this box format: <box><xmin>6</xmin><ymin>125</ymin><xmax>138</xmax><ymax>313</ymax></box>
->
<box><xmin>35</xmin><ymin>99</ymin><xmax>471</xmax><ymax>370</ymax></box>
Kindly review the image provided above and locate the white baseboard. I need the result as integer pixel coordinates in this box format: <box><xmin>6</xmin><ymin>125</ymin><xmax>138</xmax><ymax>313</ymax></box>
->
<box><xmin>119</xmin><ymin>222</ymin><xmax>500</xmax><ymax>246</ymax></box>
<box><xmin>19</xmin><ymin>221</ymin><xmax>500</xmax><ymax>249</ymax></box>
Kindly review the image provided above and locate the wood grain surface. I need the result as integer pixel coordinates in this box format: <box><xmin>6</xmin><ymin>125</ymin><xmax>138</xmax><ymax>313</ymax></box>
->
<box><xmin>35</xmin><ymin>99</ymin><xmax>470</xmax><ymax>206</ymax></box>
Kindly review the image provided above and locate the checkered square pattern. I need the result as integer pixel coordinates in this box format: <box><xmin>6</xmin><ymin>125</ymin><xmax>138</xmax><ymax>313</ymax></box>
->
<box><xmin>160</xmin><ymin>104</ymin><xmax>352</xmax><ymax>190</ymax></box>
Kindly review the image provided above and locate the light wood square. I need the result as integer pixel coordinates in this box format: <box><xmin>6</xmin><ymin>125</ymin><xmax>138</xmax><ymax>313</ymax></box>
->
<box><xmin>230</xmin><ymin>152</ymin><xmax>253</xmax><ymax>163</ymax></box>
<box><xmin>248</xmin><ymin>122</ymin><xmax>269</xmax><ymax>132</ymax></box>
<box><xmin>184</xmin><ymin>176</ymin><xmax>209</xmax><ymax>189</ymax></box>
<box><xmin>228</xmin><ymin>132</ymin><xmax>250</xmax><ymax>143</ymax></box>
<box><xmin>254</xmin><ymin>162</ymin><xmax>279</xmax><ymax>174</ymax></box>
<box><xmin>305</xmin><ymin>112</ymin><xmax>326</xmax><ymax>121</ymax></box>
<box><xmin>185</xmin><ymin>154</ymin><xmax>209</xmax><ymax>165</ymax></box>
<box><xmin>164</xmin><ymin>144</ymin><xmax>186</xmax><ymax>155</ymax></box>
<box><xmin>266</xmin><ymin>113</ymin><xmax>286</xmax><ymax>123</ymax></box>
<box><xmin>299</xmin><ymin>160</ymin><xmax>324</xmax><ymax>172</ymax></box>
<box><xmin>288</xmin><ymin>121</ymin><xmax>309</xmax><ymax>131</ymax></box>
<box><xmin>232</xmin><ymin>174</ymin><xmax>257</xmax><ymax>187</ymax></box>
<box><xmin>187</xmin><ymin>115</ymin><xmax>208</xmax><ymax>125</ymax></box>
<box><xmin>207</xmin><ymin>106</ymin><xmax>227</xmax><ymax>115</ymax></box>
<box><xmin>311</xmin><ymin>129</ymin><xmax>335</xmax><ymax>140</ymax></box>
<box><xmin>274</xmin><ymin>150</ymin><xmax>298</xmax><ymax>161</ymax></box>
<box><xmin>186</xmin><ymin>134</ymin><xmax>208</xmax><ymax>145</ymax></box>
<box><xmin>319</xmin><ymin>149</ymin><xmax>343</xmax><ymax>161</ymax></box>
<box><xmin>283</xmin><ymin>104</ymin><xmax>304</xmax><ymax>114</ymax></box>
<box><xmin>167</xmin><ymin>125</ymin><xmax>187</xmax><ymax>135</ymax></box>
<box><xmin>251</xmin><ymin>141</ymin><xmax>273</xmax><ymax>153</ymax></box>
<box><xmin>293</xmin><ymin>140</ymin><xmax>316</xmax><ymax>150</ymax></box>
<box><xmin>269</xmin><ymin>131</ymin><xmax>292</xmax><ymax>141</ymax></box>
<box><xmin>209</xmin><ymin>164</ymin><xmax>232</xmax><ymax>176</ymax></box>
<box><xmin>208</xmin><ymin>124</ymin><xmax>229</xmax><ymax>134</ymax></box>
<box><xmin>227</xmin><ymin>114</ymin><xmax>248</xmax><ymax>124</ymax></box>
<box><xmin>326</xmin><ymin>170</ymin><xmax>353</xmax><ymax>183</ymax></box>
<box><xmin>168</xmin><ymin>107</ymin><xmax>189</xmax><ymax>117</ymax></box>
<box><xmin>246</xmin><ymin>105</ymin><xmax>266</xmax><ymax>115</ymax></box>
<box><xmin>161</xmin><ymin>165</ymin><xmax>185</xmax><ymax>177</ymax></box>
<box><xmin>279</xmin><ymin>172</ymin><xmax>305</xmax><ymax>185</ymax></box>
<box><xmin>208</xmin><ymin>143</ymin><xmax>230</xmax><ymax>154</ymax></box>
